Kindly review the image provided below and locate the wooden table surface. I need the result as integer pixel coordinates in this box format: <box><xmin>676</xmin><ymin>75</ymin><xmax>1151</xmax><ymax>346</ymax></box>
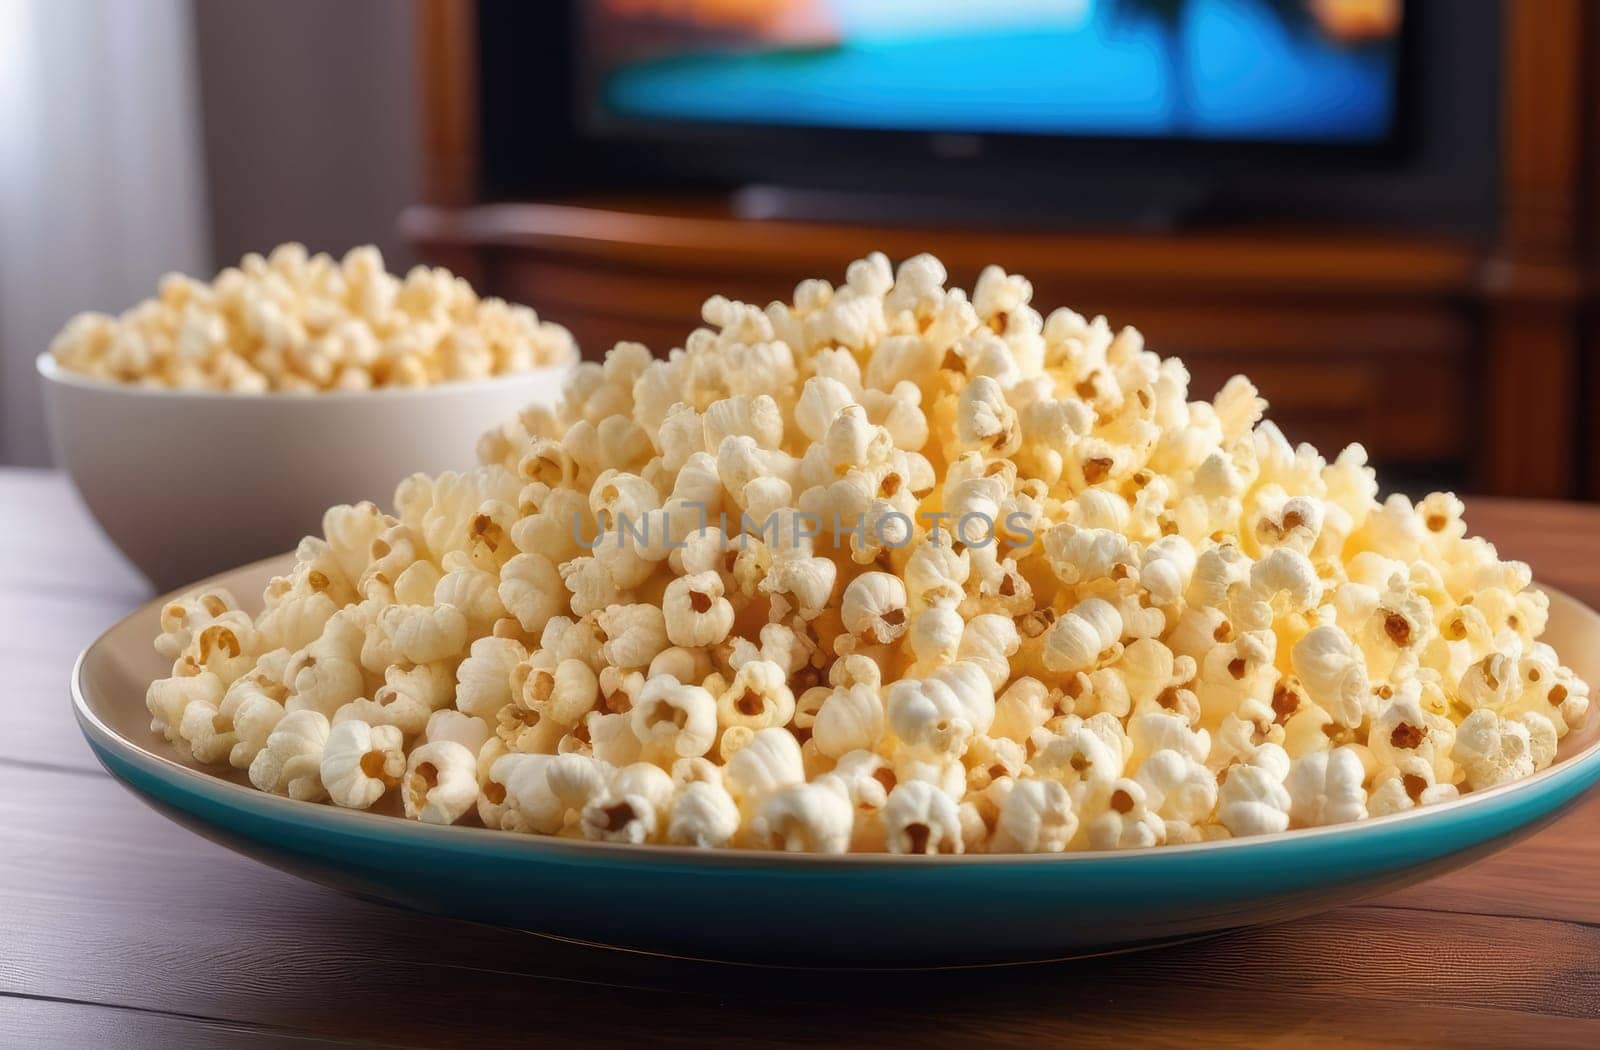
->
<box><xmin>5</xmin><ymin>467</ymin><xmax>1600</xmax><ymax>1048</ymax></box>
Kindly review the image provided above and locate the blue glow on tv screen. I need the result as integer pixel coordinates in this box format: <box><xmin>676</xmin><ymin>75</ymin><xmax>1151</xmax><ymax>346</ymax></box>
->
<box><xmin>586</xmin><ymin>0</ymin><xmax>1405</xmax><ymax>145</ymax></box>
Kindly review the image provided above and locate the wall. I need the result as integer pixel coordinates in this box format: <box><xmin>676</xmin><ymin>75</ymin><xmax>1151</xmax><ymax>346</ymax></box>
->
<box><xmin>0</xmin><ymin>0</ymin><xmax>422</xmax><ymax>466</ymax></box>
<box><xmin>191</xmin><ymin>0</ymin><xmax>421</xmax><ymax>275</ymax></box>
<box><xmin>0</xmin><ymin>0</ymin><xmax>209</xmax><ymax>466</ymax></box>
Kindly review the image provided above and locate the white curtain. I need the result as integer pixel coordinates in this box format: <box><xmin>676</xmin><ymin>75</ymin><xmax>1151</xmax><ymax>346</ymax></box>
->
<box><xmin>0</xmin><ymin>0</ymin><xmax>209</xmax><ymax>466</ymax></box>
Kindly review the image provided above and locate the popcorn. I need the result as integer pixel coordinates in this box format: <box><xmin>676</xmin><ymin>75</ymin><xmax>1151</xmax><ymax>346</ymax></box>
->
<box><xmin>249</xmin><ymin>709</ymin><xmax>331</xmax><ymax>801</ymax></box>
<box><xmin>1134</xmin><ymin>748</ymin><xmax>1217</xmax><ymax>825</ymax></box>
<box><xmin>402</xmin><ymin>740</ymin><xmax>480</xmax><ymax>824</ymax></box>
<box><xmin>662</xmin><ymin>571</ymin><xmax>736</xmax><ymax>647</ymax></box>
<box><xmin>1087</xmin><ymin>779</ymin><xmax>1165</xmax><ymax>850</ymax></box>
<box><xmin>881</xmin><ymin>781</ymin><xmax>964</xmax><ymax>855</ymax></box>
<box><xmin>840</xmin><ymin>572</ymin><xmax>910</xmax><ymax>647</ymax></box>
<box><xmin>1041</xmin><ymin>599</ymin><xmax>1122</xmax><ymax>675</ymax></box>
<box><xmin>147</xmin><ymin>671</ymin><xmax>224</xmax><ymax>745</ymax></box>
<box><xmin>667</xmin><ymin>780</ymin><xmax>742</xmax><ymax>847</ymax></box>
<box><xmin>1368</xmin><ymin>760</ymin><xmax>1459</xmax><ymax>817</ymax></box>
<box><xmin>752</xmin><ymin>778</ymin><xmax>854</xmax><ymax>853</ymax></box>
<box><xmin>724</xmin><ymin>727</ymin><xmax>806</xmax><ymax>809</ymax></box>
<box><xmin>632</xmin><ymin>676</ymin><xmax>718</xmax><ymax>760</ymax></box>
<box><xmin>1284</xmin><ymin>746</ymin><xmax>1368</xmax><ymax>828</ymax></box>
<box><xmin>717</xmin><ymin>660</ymin><xmax>798</xmax><ymax>731</ymax></box>
<box><xmin>378</xmin><ymin>604</ymin><xmax>468</xmax><ymax>665</ymax></box>
<box><xmin>580</xmin><ymin>792</ymin><xmax>659</xmax><ymax>844</ymax></box>
<box><xmin>812</xmin><ymin>682</ymin><xmax>887</xmax><ymax>759</ymax></box>
<box><xmin>283</xmin><ymin>613</ymin><xmax>366</xmax><ymax>716</ymax></box>
<box><xmin>1291</xmin><ymin>625</ymin><xmax>1369</xmax><ymax>728</ymax></box>
<box><xmin>155</xmin><ymin>589</ymin><xmax>238</xmax><ymax>661</ymax></box>
<box><xmin>1450</xmin><ymin>710</ymin><xmax>1549</xmax><ymax>791</ymax></box>
<box><xmin>147</xmin><ymin>252</ymin><xmax>1591</xmax><ymax>853</ymax></box>
<box><xmin>886</xmin><ymin>662</ymin><xmax>996</xmax><ymax>758</ymax></box>
<box><xmin>454</xmin><ymin>636</ymin><xmax>526</xmax><ymax>719</ymax></box>
<box><xmin>1217</xmin><ymin>745</ymin><xmax>1292</xmax><ymax>837</ymax></box>
<box><xmin>992</xmin><ymin>778</ymin><xmax>1078</xmax><ymax>853</ymax></box>
<box><xmin>50</xmin><ymin>243</ymin><xmax>576</xmax><ymax>390</ymax></box>
<box><xmin>321</xmin><ymin>719</ymin><xmax>405</xmax><ymax>809</ymax></box>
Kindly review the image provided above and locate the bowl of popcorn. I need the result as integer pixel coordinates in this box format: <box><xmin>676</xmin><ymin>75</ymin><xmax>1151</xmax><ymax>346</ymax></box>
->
<box><xmin>38</xmin><ymin>243</ymin><xmax>577</xmax><ymax>591</ymax></box>
<box><xmin>72</xmin><ymin>254</ymin><xmax>1600</xmax><ymax>966</ymax></box>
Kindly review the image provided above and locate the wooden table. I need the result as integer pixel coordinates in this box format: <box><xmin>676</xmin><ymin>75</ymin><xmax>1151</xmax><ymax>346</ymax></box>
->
<box><xmin>5</xmin><ymin>467</ymin><xmax>1600</xmax><ymax>1048</ymax></box>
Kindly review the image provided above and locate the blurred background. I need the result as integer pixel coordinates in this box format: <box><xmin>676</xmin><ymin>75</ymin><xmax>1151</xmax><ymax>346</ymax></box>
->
<box><xmin>0</xmin><ymin>0</ymin><xmax>1593</xmax><ymax>499</ymax></box>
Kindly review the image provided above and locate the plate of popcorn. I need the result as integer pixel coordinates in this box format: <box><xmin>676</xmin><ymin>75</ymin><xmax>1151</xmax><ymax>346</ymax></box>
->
<box><xmin>39</xmin><ymin>243</ymin><xmax>577</xmax><ymax>590</ymax></box>
<box><xmin>74</xmin><ymin>254</ymin><xmax>1600</xmax><ymax>967</ymax></box>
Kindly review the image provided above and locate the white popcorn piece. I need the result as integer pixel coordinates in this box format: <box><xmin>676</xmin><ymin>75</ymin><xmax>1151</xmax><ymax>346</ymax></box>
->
<box><xmin>1367</xmin><ymin>759</ymin><xmax>1460</xmax><ymax>817</ymax></box>
<box><xmin>155</xmin><ymin>589</ymin><xmax>238</xmax><ymax>661</ymax></box>
<box><xmin>147</xmin><ymin>671</ymin><xmax>224</xmax><ymax>745</ymax></box>
<box><xmin>812</xmin><ymin>683</ymin><xmax>886</xmax><ymax>759</ymax></box>
<box><xmin>343</xmin><ymin>660</ymin><xmax>453</xmax><ymax>738</ymax></box>
<box><xmin>991</xmin><ymin>677</ymin><xmax>1054</xmax><ymax>744</ymax></box>
<box><xmin>903</xmin><ymin>542</ymin><xmax>970</xmax><ymax>611</ymax></box>
<box><xmin>498</xmin><ymin>553</ymin><xmax>566</xmax><ymax>636</ymax></box>
<box><xmin>184</xmin><ymin>610</ymin><xmax>258</xmax><ymax>684</ymax></box>
<box><xmin>1451</xmin><ymin>709</ymin><xmax>1551</xmax><ymax>791</ymax></box>
<box><xmin>893</xmin><ymin>749</ymin><xmax>968</xmax><ymax>800</ymax></box>
<box><xmin>840</xmin><ymin>572</ymin><xmax>910</xmax><ymax>646</ymax></box>
<box><xmin>956</xmin><ymin>729</ymin><xmax>1019</xmax><ymax>787</ymax></box>
<box><xmin>991</xmin><ymin>779</ymin><xmax>1077</xmax><ymax>853</ymax></box>
<box><xmin>881</xmin><ymin>780</ymin><xmax>964</xmax><ymax>855</ymax></box>
<box><xmin>958</xmin><ymin>614</ymin><xmax>1021</xmax><ymax>692</ymax></box>
<box><xmin>177</xmin><ymin>695</ymin><xmax>239</xmax><ymax>766</ymax></box>
<box><xmin>596</xmin><ymin>603</ymin><xmax>670</xmax><ymax>670</ymax></box>
<box><xmin>886</xmin><ymin>661</ymin><xmax>996</xmax><ymax>758</ymax></box>
<box><xmin>1041</xmin><ymin>598</ymin><xmax>1121</xmax><ymax>675</ymax></box>
<box><xmin>752</xmin><ymin>777</ymin><xmax>854</xmax><ymax>853</ymax></box>
<box><xmin>1134</xmin><ymin>748</ymin><xmax>1217</xmax><ymax>825</ymax></box>
<box><xmin>716</xmin><ymin>660</ymin><xmax>797</xmax><ymax>731</ymax></box>
<box><xmin>580</xmin><ymin>792</ymin><xmax>659</xmax><ymax>844</ymax></box>
<box><xmin>402</xmin><ymin>740</ymin><xmax>481</xmax><ymax>825</ymax></box>
<box><xmin>378</xmin><ymin>604</ymin><xmax>468</xmax><ymax>665</ymax></box>
<box><xmin>588</xmin><ymin>710</ymin><xmax>643</xmax><ymax>767</ymax></box>
<box><xmin>1217</xmin><ymin>744</ymin><xmax>1292</xmax><ymax>838</ymax></box>
<box><xmin>725</xmin><ymin>727</ymin><xmax>806</xmax><ymax>809</ymax></box>
<box><xmin>908</xmin><ymin>606</ymin><xmax>966</xmax><ymax>673</ymax></box>
<box><xmin>454</xmin><ymin>635</ymin><xmax>526</xmax><ymax>720</ymax></box>
<box><xmin>321</xmin><ymin>719</ymin><xmax>405</xmax><ymax>810</ymax></box>
<box><xmin>1031</xmin><ymin>722</ymin><xmax>1123</xmax><ymax>813</ymax></box>
<box><xmin>1290</xmin><ymin>625</ymin><xmax>1369</xmax><ymax>728</ymax></box>
<box><xmin>632</xmin><ymin>676</ymin><xmax>718</xmax><ymax>760</ymax></box>
<box><xmin>218</xmin><ymin>660</ymin><xmax>289</xmax><ymax>769</ymax></box>
<box><xmin>425</xmin><ymin>710</ymin><xmax>491</xmax><ymax>754</ymax></box>
<box><xmin>249</xmin><ymin>709</ymin><xmax>331</xmax><ymax>802</ymax></box>
<box><xmin>1369</xmin><ymin>686</ymin><xmax>1456</xmax><ymax>784</ymax></box>
<box><xmin>667</xmin><ymin>779</ymin><xmax>743</xmax><ymax>848</ymax></box>
<box><xmin>1127</xmin><ymin>711</ymin><xmax>1210</xmax><ymax>770</ymax></box>
<box><xmin>283</xmin><ymin>613</ymin><xmax>365</xmax><ymax>717</ymax></box>
<box><xmin>662</xmin><ymin>571</ymin><xmax>736</xmax><ymax>647</ymax></box>
<box><xmin>1087</xmin><ymin>779</ymin><xmax>1165</xmax><ymax>850</ymax></box>
<box><xmin>483</xmin><ymin>753</ymin><xmax>554</xmax><ymax>833</ymax></box>
<box><xmin>1284</xmin><ymin>746</ymin><xmax>1368</xmax><ymax>828</ymax></box>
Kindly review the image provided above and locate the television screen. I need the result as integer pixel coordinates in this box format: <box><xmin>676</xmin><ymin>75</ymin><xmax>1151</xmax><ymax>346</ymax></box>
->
<box><xmin>583</xmin><ymin>0</ymin><xmax>1406</xmax><ymax>145</ymax></box>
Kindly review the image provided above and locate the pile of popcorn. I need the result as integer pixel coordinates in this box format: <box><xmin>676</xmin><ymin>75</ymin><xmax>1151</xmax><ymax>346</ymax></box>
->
<box><xmin>145</xmin><ymin>253</ymin><xmax>1591</xmax><ymax>853</ymax></box>
<box><xmin>50</xmin><ymin>243</ymin><xmax>576</xmax><ymax>392</ymax></box>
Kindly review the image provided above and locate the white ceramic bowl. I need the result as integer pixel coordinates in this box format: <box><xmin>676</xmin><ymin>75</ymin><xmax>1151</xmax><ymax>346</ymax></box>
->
<box><xmin>37</xmin><ymin>352</ymin><xmax>568</xmax><ymax>591</ymax></box>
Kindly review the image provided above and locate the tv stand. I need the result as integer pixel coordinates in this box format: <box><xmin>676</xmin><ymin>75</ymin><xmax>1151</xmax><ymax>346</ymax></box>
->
<box><xmin>731</xmin><ymin>181</ymin><xmax>1214</xmax><ymax>233</ymax></box>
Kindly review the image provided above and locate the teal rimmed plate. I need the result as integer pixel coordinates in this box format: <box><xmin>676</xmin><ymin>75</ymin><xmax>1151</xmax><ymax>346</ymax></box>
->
<box><xmin>73</xmin><ymin>554</ymin><xmax>1600</xmax><ymax>967</ymax></box>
